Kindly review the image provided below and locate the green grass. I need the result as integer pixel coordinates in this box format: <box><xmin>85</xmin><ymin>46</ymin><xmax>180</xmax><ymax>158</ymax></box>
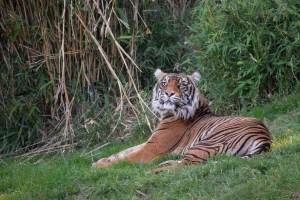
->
<box><xmin>1</xmin><ymin>92</ymin><xmax>300</xmax><ymax>200</ymax></box>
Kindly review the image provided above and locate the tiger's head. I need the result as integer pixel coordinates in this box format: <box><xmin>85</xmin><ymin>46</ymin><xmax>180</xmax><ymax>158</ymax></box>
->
<box><xmin>152</xmin><ymin>69</ymin><xmax>201</xmax><ymax>120</ymax></box>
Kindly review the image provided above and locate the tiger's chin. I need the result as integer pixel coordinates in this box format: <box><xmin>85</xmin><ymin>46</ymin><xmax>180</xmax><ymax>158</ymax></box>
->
<box><xmin>153</xmin><ymin>101</ymin><xmax>198</xmax><ymax>120</ymax></box>
<box><xmin>162</xmin><ymin>102</ymin><xmax>176</xmax><ymax>111</ymax></box>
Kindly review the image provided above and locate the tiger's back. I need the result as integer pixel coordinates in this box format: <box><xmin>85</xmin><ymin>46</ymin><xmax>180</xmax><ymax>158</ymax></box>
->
<box><xmin>177</xmin><ymin>115</ymin><xmax>271</xmax><ymax>163</ymax></box>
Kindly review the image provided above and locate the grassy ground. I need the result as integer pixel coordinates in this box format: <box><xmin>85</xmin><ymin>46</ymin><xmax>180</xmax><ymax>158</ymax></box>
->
<box><xmin>1</xmin><ymin>92</ymin><xmax>300</xmax><ymax>200</ymax></box>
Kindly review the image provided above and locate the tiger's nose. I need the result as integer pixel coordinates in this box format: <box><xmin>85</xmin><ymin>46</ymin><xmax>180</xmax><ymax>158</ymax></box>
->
<box><xmin>165</xmin><ymin>90</ymin><xmax>175</xmax><ymax>97</ymax></box>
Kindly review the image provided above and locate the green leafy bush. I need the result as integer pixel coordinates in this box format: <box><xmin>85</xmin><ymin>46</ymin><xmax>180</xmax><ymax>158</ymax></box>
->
<box><xmin>189</xmin><ymin>0</ymin><xmax>300</xmax><ymax>114</ymax></box>
<box><xmin>136</xmin><ymin>2</ymin><xmax>192</xmax><ymax>91</ymax></box>
<box><xmin>0</xmin><ymin>57</ymin><xmax>48</xmax><ymax>154</ymax></box>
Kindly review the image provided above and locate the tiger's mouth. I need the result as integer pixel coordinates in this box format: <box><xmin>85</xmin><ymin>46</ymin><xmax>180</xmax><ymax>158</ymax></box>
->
<box><xmin>160</xmin><ymin>96</ymin><xmax>176</xmax><ymax>104</ymax></box>
<box><xmin>164</xmin><ymin>99</ymin><xmax>174</xmax><ymax>104</ymax></box>
<box><xmin>160</xmin><ymin>99</ymin><xmax>174</xmax><ymax>105</ymax></box>
<box><xmin>159</xmin><ymin>98</ymin><xmax>180</xmax><ymax>110</ymax></box>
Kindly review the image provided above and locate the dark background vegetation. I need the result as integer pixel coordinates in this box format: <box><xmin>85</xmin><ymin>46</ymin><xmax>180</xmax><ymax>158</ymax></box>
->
<box><xmin>0</xmin><ymin>0</ymin><xmax>299</xmax><ymax>155</ymax></box>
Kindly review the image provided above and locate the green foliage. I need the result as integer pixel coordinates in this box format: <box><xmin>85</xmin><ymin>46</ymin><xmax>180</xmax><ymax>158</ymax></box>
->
<box><xmin>189</xmin><ymin>0</ymin><xmax>300</xmax><ymax>114</ymax></box>
<box><xmin>0</xmin><ymin>53</ymin><xmax>47</xmax><ymax>154</ymax></box>
<box><xmin>136</xmin><ymin>3</ymin><xmax>191</xmax><ymax>91</ymax></box>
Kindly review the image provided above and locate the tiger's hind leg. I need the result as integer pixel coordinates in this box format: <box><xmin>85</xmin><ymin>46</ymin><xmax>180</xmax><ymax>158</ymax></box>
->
<box><xmin>148</xmin><ymin>163</ymin><xmax>185</xmax><ymax>174</ymax></box>
<box><xmin>180</xmin><ymin>144</ymin><xmax>217</xmax><ymax>165</ymax></box>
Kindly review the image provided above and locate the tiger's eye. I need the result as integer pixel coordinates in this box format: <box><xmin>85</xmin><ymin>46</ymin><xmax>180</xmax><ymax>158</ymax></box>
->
<box><xmin>161</xmin><ymin>81</ymin><xmax>167</xmax><ymax>87</ymax></box>
<box><xmin>179</xmin><ymin>84</ymin><xmax>187</xmax><ymax>89</ymax></box>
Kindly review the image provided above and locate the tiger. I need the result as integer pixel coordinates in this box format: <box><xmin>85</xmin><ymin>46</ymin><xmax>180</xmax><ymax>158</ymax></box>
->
<box><xmin>93</xmin><ymin>69</ymin><xmax>271</xmax><ymax>174</ymax></box>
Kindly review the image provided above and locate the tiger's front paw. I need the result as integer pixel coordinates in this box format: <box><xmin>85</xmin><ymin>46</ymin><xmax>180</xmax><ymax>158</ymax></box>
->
<box><xmin>92</xmin><ymin>161</ymin><xmax>110</xmax><ymax>168</ymax></box>
<box><xmin>158</xmin><ymin>160</ymin><xmax>181</xmax><ymax>167</ymax></box>
<box><xmin>92</xmin><ymin>158</ymin><xmax>111</xmax><ymax>168</ymax></box>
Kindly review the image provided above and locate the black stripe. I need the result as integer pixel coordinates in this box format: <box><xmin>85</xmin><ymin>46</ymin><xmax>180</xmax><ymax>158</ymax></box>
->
<box><xmin>184</xmin><ymin>153</ymin><xmax>207</xmax><ymax>162</ymax></box>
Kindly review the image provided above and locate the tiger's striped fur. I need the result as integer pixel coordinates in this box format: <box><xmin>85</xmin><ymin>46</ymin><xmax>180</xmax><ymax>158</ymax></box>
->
<box><xmin>93</xmin><ymin>69</ymin><xmax>271</xmax><ymax>173</ymax></box>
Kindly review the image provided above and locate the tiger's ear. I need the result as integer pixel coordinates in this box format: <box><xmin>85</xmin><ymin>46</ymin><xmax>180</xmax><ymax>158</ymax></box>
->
<box><xmin>154</xmin><ymin>69</ymin><xmax>165</xmax><ymax>80</ymax></box>
<box><xmin>191</xmin><ymin>72</ymin><xmax>201</xmax><ymax>85</ymax></box>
